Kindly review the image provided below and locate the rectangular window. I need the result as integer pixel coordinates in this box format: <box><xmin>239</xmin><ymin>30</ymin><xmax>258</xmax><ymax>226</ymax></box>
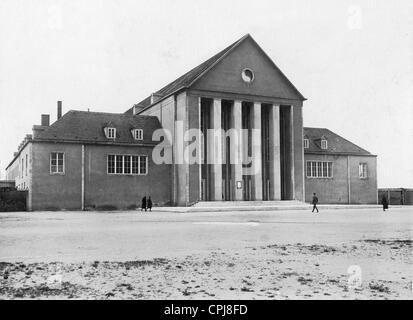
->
<box><xmin>25</xmin><ymin>154</ymin><xmax>28</xmax><ymax>176</ymax></box>
<box><xmin>21</xmin><ymin>158</ymin><xmax>24</xmax><ymax>178</ymax></box>
<box><xmin>108</xmin><ymin>154</ymin><xmax>148</xmax><ymax>175</ymax></box>
<box><xmin>311</xmin><ymin>162</ymin><xmax>317</xmax><ymax>178</ymax></box>
<box><xmin>50</xmin><ymin>152</ymin><xmax>64</xmax><ymax>174</ymax></box>
<box><xmin>306</xmin><ymin>161</ymin><xmax>333</xmax><ymax>178</ymax></box>
<box><xmin>124</xmin><ymin>155</ymin><xmax>131</xmax><ymax>174</ymax></box>
<box><xmin>327</xmin><ymin>162</ymin><xmax>332</xmax><ymax>178</ymax></box>
<box><xmin>132</xmin><ymin>156</ymin><xmax>139</xmax><ymax>174</ymax></box>
<box><xmin>134</xmin><ymin>129</ymin><xmax>143</xmax><ymax>140</ymax></box>
<box><xmin>321</xmin><ymin>139</ymin><xmax>328</xmax><ymax>150</ymax></box>
<box><xmin>317</xmin><ymin>161</ymin><xmax>322</xmax><ymax>177</ymax></box>
<box><xmin>107</xmin><ymin>127</ymin><xmax>116</xmax><ymax>139</ymax></box>
<box><xmin>359</xmin><ymin>163</ymin><xmax>368</xmax><ymax>179</ymax></box>
<box><xmin>108</xmin><ymin>155</ymin><xmax>115</xmax><ymax>174</ymax></box>
<box><xmin>115</xmin><ymin>155</ymin><xmax>123</xmax><ymax>174</ymax></box>
<box><xmin>304</xmin><ymin>138</ymin><xmax>309</xmax><ymax>149</ymax></box>
<box><xmin>306</xmin><ymin>161</ymin><xmax>312</xmax><ymax>177</ymax></box>
<box><xmin>139</xmin><ymin>156</ymin><xmax>147</xmax><ymax>175</ymax></box>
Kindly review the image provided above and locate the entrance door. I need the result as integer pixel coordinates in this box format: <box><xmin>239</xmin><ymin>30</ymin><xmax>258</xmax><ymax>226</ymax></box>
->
<box><xmin>243</xmin><ymin>176</ymin><xmax>252</xmax><ymax>201</ymax></box>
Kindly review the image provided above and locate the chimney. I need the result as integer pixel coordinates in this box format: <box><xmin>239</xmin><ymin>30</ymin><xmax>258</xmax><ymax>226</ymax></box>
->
<box><xmin>57</xmin><ymin>101</ymin><xmax>62</xmax><ymax>120</ymax></box>
<box><xmin>41</xmin><ymin>114</ymin><xmax>50</xmax><ymax>126</ymax></box>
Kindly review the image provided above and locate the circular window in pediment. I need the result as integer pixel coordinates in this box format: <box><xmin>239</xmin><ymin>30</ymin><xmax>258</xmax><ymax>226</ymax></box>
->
<box><xmin>241</xmin><ymin>68</ymin><xmax>254</xmax><ymax>83</ymax></box>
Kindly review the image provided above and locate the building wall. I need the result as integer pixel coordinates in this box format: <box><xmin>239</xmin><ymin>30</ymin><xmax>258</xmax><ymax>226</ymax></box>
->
<box><xmin>30</xmin><ymin>142</ymin><xmax>171</xmax><ymax>211</ymax></box>
<box><xmin>293</xmin><ymin>104</ymin><xmax>304</xmax><ymax>201</ymax></box>
<box><xmin>141</xmin><ymin>96</ymin><xmax>176</xmax><ymax>204</ymax></box>
<box><xmin>191</xmin><ymin>36</ymin><xmax>302</xmax><ymax>100</ymax></box>
<box><xmin>84</xmin><ymin>144</ymin><xmax>171</xmax><ymax>209</ymax></box>
<box><xmin>304</xmin><ymin>153</ymin><xmax>377</xmax><ymax>204</ymax></box>
<box><xmin>31</xmin><ymin>142</ymin><xmax>82</xmax><ymax>210</ymax></box>
<box><xmin>187</xmin><ymin>94</ymin><xmax>200</xmax><ymax>204</ymax></box>
<box><xmin>348</xmin><ymin>155</ymin><xmax>377</xmax><ymax>204</ymax></box>
<box><xmin>5</xmin><ymin>143</ymin><xmax>33</xmax><ymax>209</ymax></box>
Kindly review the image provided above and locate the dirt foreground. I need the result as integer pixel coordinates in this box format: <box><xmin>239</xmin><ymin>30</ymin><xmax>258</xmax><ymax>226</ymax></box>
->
<box><xmin>1</xmin><ymin>238</ymin><xmax>411</xmax><ymax>299</ymax></box>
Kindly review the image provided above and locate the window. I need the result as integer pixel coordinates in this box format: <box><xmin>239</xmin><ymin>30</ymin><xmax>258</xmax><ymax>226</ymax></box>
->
<box><xmin>321</xmin><ymin>139</ymin><xmax>328</xmax><ymax>150</ymax></box>
<box><xmin>359</xmin><ymin>163</ymin><xmax>368</xmax><ymax>179</ymax></box>
<box><xmin>107</xmin><ymin>154</ymin><xmax>148</xmax><ymax>175</ymax></box>
<box><xmin>134</xmin><ymin>129</ymin><xmax>143</xmax><ymax>140</ymax></box>
<box><xmin>132</xmin><ymin>156</ymin><xmax>139</xmax><ymax>174</ymax></box>
<box><xmin>25</xmin><ymin>154</ymin><xmax>28</xmax><ymax>176</ymax></box>
<box><xmin>139</xmin><ymin>156</ymin><xmax>147</xmax><ymax>175</ymax></box>
<box><xmin>106</xmin><ymin>127</ymin><xmax>116</xmax><ymax>139</ymax></box>
<box><xmin>304</xmin><ymin>138</ymin><xmax>309</xmax><ymax>149</ymax></box>
<box><xmin>241</xmin><ymin>68</ymin><xmax>255</xmax><ymax>83</ymax></box>
<box><xmin>50</xmin><ymin>152</ymin><xmax>64</xmax><ymax>174</ymax></box>
<box><xmin>108</xmin><ymin>155</ymin><xmax>115</xmax><ymax>174</ymax></box>
<box><xmin>115</xmin><ymin>155</ymin><xmax>123</xmax><ymax>174</ymax></box>
<box><xmin>306</xmin><ymin>161</ymin><xmax>333</xmax><ymax>178</ymax></box>
<box><xmin>21</xmin><ymin>158</ymin><xmax>24</xmax><ymax>178</ymax></box>
<box><xmin>124</xmin><ymin>155</ymin><xmax>131</xmax><ymax>174</ymax></box>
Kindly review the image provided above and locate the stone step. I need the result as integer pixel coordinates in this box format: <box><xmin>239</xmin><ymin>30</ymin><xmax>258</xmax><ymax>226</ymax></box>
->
<box><xmin>192</xmin><ymin>200</ymin><xmax>306</xmax><ymax>207</ymax></box>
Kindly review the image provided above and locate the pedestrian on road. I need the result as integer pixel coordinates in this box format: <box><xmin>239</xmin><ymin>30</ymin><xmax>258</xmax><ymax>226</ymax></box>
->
<box><xmin>141</xmin><ymin>196</ymin><xmax>147</xmax><ymax>212</ymax></box>
<box><xmin>312</xmin><ymin>193</ymin><xmax>319</xmax><ymax>213</ymax></box>
<box><xmin>381</xmin><ymin>194</ymin><xmax>389</xmax><ymax>212</ymax></box>
<box><xmin>147</xmin><ymin>196</ymin><xmax>152</xmax><ymax>212</ymax></box>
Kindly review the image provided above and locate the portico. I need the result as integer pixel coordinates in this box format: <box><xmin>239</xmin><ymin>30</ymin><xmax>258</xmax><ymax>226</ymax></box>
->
<box><xmin>134</xmin><ymin>34</ymin><xmax>306</xmax><ymax>206</ymax></box>
<box><xmin>199</xmin><ymin>97</ymin><xmax>295</xmax><ymax>202</ymax></box>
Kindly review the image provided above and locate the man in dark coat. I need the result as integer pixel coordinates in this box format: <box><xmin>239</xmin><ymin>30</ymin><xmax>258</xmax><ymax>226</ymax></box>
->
<box><xmin>312</xmin><ymin>193</ymin><xmax>319</xmax><ymax>213</ymax></box>
<box><xmin>141</xmin><ymin>196</ymin><xmax>147</xmax><ymax>212</ymax></box>
<box><xmin>381</xmin><ymin>194</ymin><xmax>389</xmax><ymax>212</ymax></box>
<box><xmin>147</xmin><ymin>196</ymin><xmax>153</xmax><ymax>212</ymax></box>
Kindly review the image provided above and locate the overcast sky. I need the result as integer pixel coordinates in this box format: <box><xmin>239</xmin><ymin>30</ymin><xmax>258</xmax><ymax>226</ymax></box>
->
<box><xmin>0</xmin><ymin>0</ymin><xmax>412</xmax><ymax>187</ymax></box>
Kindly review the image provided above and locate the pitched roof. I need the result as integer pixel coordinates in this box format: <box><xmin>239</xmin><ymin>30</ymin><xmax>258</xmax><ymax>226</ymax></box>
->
<box><xmin>34</xmin><ymin>110</ymin><xmax>161</xmax><ymax>145</ymax></box>
<box><xmin>125</xmin><ymin>34</ymin><xmax>305</xmax><ymax>115</ymax></box>
<box><xmin>125</xmin><ymin>35</ymin><xmax>247</xmax><ymax>115</ymax></box>
<box><xmin>304</xmin><ymin>127</ymin><xmax>374</xmax><ymax>156</ymax></box>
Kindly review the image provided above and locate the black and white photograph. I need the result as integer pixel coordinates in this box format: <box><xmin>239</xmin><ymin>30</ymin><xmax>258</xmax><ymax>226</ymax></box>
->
<box><xmin>0</xmin><ymin>0</ymin><xmax>412</xmax><ymax>306</ymax></box>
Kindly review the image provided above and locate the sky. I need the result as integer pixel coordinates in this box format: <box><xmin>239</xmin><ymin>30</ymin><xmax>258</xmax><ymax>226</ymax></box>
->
<box><xmin>0</xmin><ymin>0</ymin><xmax>412</xmax><ymax>187</ymax></box>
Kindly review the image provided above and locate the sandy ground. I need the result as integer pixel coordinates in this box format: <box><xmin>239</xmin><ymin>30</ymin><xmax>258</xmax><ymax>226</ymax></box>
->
<box><xmin>0</xmin><ymin>207</ymin><xmax>412</xmax><ymax>299</ymax></box>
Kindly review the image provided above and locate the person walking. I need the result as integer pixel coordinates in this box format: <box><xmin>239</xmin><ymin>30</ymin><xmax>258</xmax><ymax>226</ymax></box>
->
<box><xmin>381</xmin><ymin>194</ymin><xmax>389</xmax><ymax>212</ymax></box>
<box><xmin>141</xmin><ymin>196</ymin><xmax>147</xmax><ymax>212</ymax></box>
<box><xmin>312</xmin><ymin>193</ymin><xmax>319</xmax><ymax>213</ymax></box>
<box><xmin>147</xmin><ymin>196</ymin><xmax>152</xmax><ymax>212</ymax></box>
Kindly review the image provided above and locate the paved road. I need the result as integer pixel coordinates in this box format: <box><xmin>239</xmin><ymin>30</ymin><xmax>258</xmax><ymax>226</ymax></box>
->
<box><xmin>0</xmin><ymin>207</ymin><xmax>412</xmax><ymax>263</ymax></box>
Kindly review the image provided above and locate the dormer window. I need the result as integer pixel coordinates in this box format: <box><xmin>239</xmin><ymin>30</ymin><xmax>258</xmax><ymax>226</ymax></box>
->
<box><xmin>303</xmin><ymin>136</ymin><xmax>309</xmax><ymax>149</ymax></box>
<box><xmin>105</xmin><ymin>127</ymin><xmax>116</xmax><ymax>139</ymax></box>
<box><xmin>133</xmin><ymin>129</ymin><xmax>143</xmax><ymax>141</ymax></box>
<box><xmin>321</xmin><ymin>137</ymin><xmax>328</xmax><ymax>150</ymax></box>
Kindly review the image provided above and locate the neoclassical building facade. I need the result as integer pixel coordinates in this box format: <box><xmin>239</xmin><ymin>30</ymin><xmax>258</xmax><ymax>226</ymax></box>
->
<box><xmin>127</xmin><ymin>34</ymin><xmax>306</xmax><ymax>206</ymax></box>
<box><xmin>6</xmin><ymin>34</ymin><xmax>377</xmax><ymax>210</ymax></box>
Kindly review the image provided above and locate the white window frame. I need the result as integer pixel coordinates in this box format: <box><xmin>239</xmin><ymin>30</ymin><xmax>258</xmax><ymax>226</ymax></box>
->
<box><xmin>306</xmin><ymin>160</ymin><xmax>333</xmax><ymax>179</ymax></box>
<box><xmin>321</xmin><ymin>139</ymin><xmax>328</xmax><ymax>150</ymax></box>
<box><xmin>107</xmin><ymin>154</ymin><xmax>148</xmax><ymax>176</ymax></box>
<box><xmin>304</xmin><ymin>138</ymin><xmax>309</xmax><ymax>149</ymax></box>
<box><xmin>50</xmin><ymin>152</ymin><xmax>65</xmax><ymax>175</ymax></box>
<box><xmin>359</xmin><ymin>163</ymin><xmax>368</xmax><ymax>179</ymax></box>
<box><xmin>134</xmin><ymin>129</ymin><xmax>144</xmax><ymax>141</ymax></box>
<box><xmin>107</xmin><ymin>127</ymin><xmax>116</xmax><ymax>139</ymax></box>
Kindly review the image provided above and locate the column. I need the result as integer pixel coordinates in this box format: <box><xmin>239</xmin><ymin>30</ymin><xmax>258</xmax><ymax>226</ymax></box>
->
<box><xmin>290</xmin><ymin>105</ymin><xmax>295</xmax><ymax>200</ymax></box>
<box><xmin>231</xmin><ymin>100</ymin><xmax>243</xmax><ymax>200</ymax></box>
<box><xmin>251</xmin><ymin>102</ymin><xmax>263</xmax><ymax>200</ymax></box>
<box><xmin>268</xmin><ymin>104</ymin><xmax>281</xmax><ymax>200</ymax></box>
<box><xmin>210</xmin><ymin>98</ymin><xmax>223</xmax><ymax>200</ymax></box>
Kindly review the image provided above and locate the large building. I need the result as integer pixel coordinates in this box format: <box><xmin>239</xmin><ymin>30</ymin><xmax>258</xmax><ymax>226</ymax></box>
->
<box><xmin>125</xmin><ymin>34</ymin><xmax>306</xmax><ymax>205</ymax></box>
<box><xmin>5</xmin><ymin>34</ymin><xmax>378</xmax><ymax>210</ymax></box>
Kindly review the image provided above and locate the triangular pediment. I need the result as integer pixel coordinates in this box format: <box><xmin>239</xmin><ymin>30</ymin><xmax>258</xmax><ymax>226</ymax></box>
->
<box><xmin>190</xmin><ymin>35</ymin><xmax>305</xmax><ymax>101</ymax></box>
